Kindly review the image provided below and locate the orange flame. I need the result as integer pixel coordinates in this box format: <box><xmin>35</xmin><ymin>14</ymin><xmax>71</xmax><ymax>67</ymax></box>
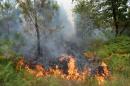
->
<box><xmin>16</xmin><ymin>56</ymin><xmax>88</xmax><ymax>81</ymax></box>
<box><xmin>16</xmin><ymin>56</ymin><xmax>110</xmax><ymax>85</ymax></box>
<box><xmin>95</xmin><ymin>61</ymin><xmax>110</xmax><ymax>86</ymax></box>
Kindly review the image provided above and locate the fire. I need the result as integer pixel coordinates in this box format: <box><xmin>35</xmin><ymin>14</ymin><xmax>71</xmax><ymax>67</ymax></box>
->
<box><xmin>83</xmin><ymin>51</ymin><xmax>110</xmax><ymax>86</ymax></box>
<box><xmin>16</xmin><ymin>56</ymin><xmax>87</xmax><ymax>80</ymax></box>
<box><xmin>95</xmin><ymin>61</ymin><xmax>110</xmax><ymax>86</ymax></box>
<box><xmin>16</xmin><ymin>55</ymin><xmax>88</xmax><ymax>81</ymax></box>
<box><xmin>84</xmin><ymin>51</ymin><xmax>96</xmax><ymax>59</ymax></box>
<box><xmin>49</xmin><ymin>65</ymin><xmax>63</xmax><ymax>77</ymax></box>
<box><xmin>67</xmin><ymin>56</ymin><xmax>79</xmax><ymax>80</ymax></box>
<box><xmin>16</xmin><ymin>55</ymin><xmax>110</xmax><ymax>86</ymax></box>
<box><xmin>16</xmin><ymin>58</ymin><xmax>45</xmax><ymax>77</ymax></box>
<box><xmin>16</xmin><ymin>58</ymin><xmax>25</xmax><ymax>70</ymax></box>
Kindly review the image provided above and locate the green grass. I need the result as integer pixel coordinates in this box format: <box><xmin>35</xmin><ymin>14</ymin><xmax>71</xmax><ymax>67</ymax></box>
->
<box><xmin>96</xmin><ymin>36</ymin><xmax>130</xmax><ymax>58</ymax></box>
<box><xmin>0</xmin><ymin>58</ymin><xmax>27</xmax><ymax>86</ymax></box>
<box><xmin>96</xmin><ymin>36</ymin><xmax>130</xmax><ymax>75</ymax></box>
<box><xmin>0</xmin><ymin>58</ymin><xmax>94</xmax><ymax>86</ymax></box>
<box><xmin>0</xmin><ymin>59</ymin><xmax>98</xmax><ymax>86</ymax></box>
<box><xmin>95</xmin><ymin>36</ymin><xmax>130</xmax><ymax>86</ymax></box>
<box><xmin>0</xmin><ymin>36</ymin><xmax>130</xmax><ymax>86</ymax></box>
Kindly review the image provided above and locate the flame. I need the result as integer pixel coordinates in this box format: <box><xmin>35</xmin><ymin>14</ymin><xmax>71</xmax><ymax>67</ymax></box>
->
<box><xmin>96</xmin><ymin>76</ymin><xmax>105</xmax><ymax>86</ymax></box>
<box><xmin>84</xmin><ymin>51</ymin><xmax>96</xmax><ymax>59</ymax></box>
<box><xmin>16</xmin><ymin>55</ymin><xmax>89</xmax><ymax>81</ymax></box>
<box><xmin>66</xmin><ymin>56</ymin><xmax>86</xmax><ymax>80</ymax></box>
<box><xmin>16</xmin><ymin>56</ymin><xmax>110</xmax><ymax>86</ymax></box>
<box><xmin>16</xmin><ymin>58</ymin><xmax>25</xmax><ymax>70</ymax></box>
<box><xmin>83</xmin><ymin>51</ymin><xmax>110</xmax><ymax>86</ymax></box>
<box><xmin>95</xmin><ymin>61</ymin><xmax>110</xmax><ymax>86</ymax></box>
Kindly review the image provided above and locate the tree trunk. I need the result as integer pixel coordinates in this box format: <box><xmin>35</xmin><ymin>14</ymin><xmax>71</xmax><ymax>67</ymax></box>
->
<box><xmin>7</xmin><ymin>9</ymin><xmax>10</xmax><ymax>39</ymax></box>
<box><xmin>111</xmin><ymin>0</ymin><xmax>119</xmax><ymax>36</ymax></box>
<box><xmin>34</xmin><ymin>0</ymin><xmax>42</xmax><ymax>58</ymax></box>
<box><xmin>119</xmin><ymin>22</ymin><xmax>128</xmax><ymax>35</ymax></box>
<box><xmin>35</xmin><ymin>16</ymin><xmax>42</xmax><ymax>57</ymax></box>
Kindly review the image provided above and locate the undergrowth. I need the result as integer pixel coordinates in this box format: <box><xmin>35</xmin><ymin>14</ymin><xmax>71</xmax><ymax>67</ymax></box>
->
<box><xmin>0</xmin><ymin>36</ymin><xmax>130</xmax><ymax>86</ymax></box>
<box><xmin>95</xmin><ymin>36</ymin><xmax>130</xmax><ymax>86</ymax></box>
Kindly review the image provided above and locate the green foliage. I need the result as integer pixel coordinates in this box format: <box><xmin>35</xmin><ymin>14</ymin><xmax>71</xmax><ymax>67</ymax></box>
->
<box><xmin>0</xmin><ymin>32</ymin><xmax>25</xmax><ymax>59</ymax></box>
<box><xmin>108</xmin><ymin>54</ymin><xmax>130</xmax><ymax>77</ymax></box>
<box><xmin>0</xmin><ymin>59</ymin><xmax>28</xmax><ymax>86</ymax></box>
<box><xmin>74</xmin><ymin>0</ymin><xmax>94</xmax><ymax>15</ymax></box>
<box><xmin>0</xmin><ymin>0</ymin><xmax>13</xmax><ymax>17</ymax></box>
<box><xmin>83</xmin><ymin>77</ymin><xmax>98</xmax><ymax>86</ymax></box>
<box><xmin>17</xmin><ymin>0</ymin><xmax>33</xmax><ymax>17</ymax></box>
<box><xmin>0</xmin><ymin>39</ymin><xmax>16</xmax><ymax>59</ymax></box>
<box><xmin>74</xmin><ymin>0</ymin><xmax>98</xmax><ymax>21</ymax></box>
<box><xmin>74</xmin><ymin>0</ymin><xmax>130</xmax><ymax>34</ymax></box>
<box><xmin>74</xmin><ymin>0</ymin><xmax>107</xmax><ymax>27</ymax></box>
<box><xmin>100</xmin><ymin>0</ymin><xmax>130</xmax><ymax>29</ymax></box>
<box><xmin>105</xmin><ymin>75</ymin><xmax>130</xmax><ymax>86</ymax></box>
<box><xmin>51</xmin><ymin>2</ymin><xmax>59</xmax><ymax>11</ymax></box>
<box><xmin>95</xmin><ymin>36</ymin><xmax>130</xmax><ymax>80</ymax></box>
<box><xmin>30</xmin><ymin>77</ymin><xmax>63</xmax><ymax>86</ymax></box>
<box><xmin>0</xmin><ymin>0</ymin><xmax>12</xmax><ymax>10</ymax></box>
<box><xmin>97</xmin><ymin>36</ymin><xmax>130</xmax><ymax>58</ymax></box>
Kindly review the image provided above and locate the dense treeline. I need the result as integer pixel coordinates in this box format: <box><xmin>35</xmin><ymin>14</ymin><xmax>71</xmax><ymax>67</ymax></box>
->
<box><xmin>74</xmin><ymin>0</ymin><xmax>130</xmax><ymax>36</ymax></box>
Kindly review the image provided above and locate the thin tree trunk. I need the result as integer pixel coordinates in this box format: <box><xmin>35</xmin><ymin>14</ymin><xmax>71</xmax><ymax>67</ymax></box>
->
<box><xmin>119</xmin><ymin>22</ymin><xmax>128</xmax><ymax>35</ymax></box>
<box><xmin>7</xmin><ymin>8</ymin><xmax>10</xmax><ymax>39</ymax></box>
<box><xmin>35</xmin><ymin>18</ymin><xmax>42</xmax><ymax>57</ymax></box>
<box><xmin>34</xmin><ymin>0</ymin><xmax>42</xmax><ymax>58</ymax></box>
<box><xmin>7</xmin><ymin>22</ymin><xmax>10</xmax><ymax>37</ymax></box>
<box><xmin>111</xmin><ymin>0</ymin><xmax>119</xmax><ymax>36</ymax></box>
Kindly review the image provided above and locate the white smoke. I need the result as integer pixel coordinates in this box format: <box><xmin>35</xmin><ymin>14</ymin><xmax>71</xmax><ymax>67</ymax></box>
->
<box><xmin>55</xmin><ymin>0</ymin><xmax>76</xmax><ymax>40</ymax></box>
<box><xmin>0</xmin><ymin>0</ymin><xmax>108</xmax><ymax>65</ymax></box>
<box><xmin>15</xmin><ymin>0</ymin><xmax>78</xmax><ymax>59</ymax></box>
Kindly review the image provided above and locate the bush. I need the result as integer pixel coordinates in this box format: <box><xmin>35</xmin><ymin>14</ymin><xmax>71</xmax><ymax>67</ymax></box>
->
<box><xmin>95</xmin><ymin>36</ymin><xmax>130</xmax><ymax>82</ymax></box>
<box><xmin>0</xmin><ymin>59</ymin><xmax>28</xmax><ymax>86</ymax></box>
<box><xmin>96</xmin><ymin>36</ymin><xmax>130</xmax><ymax>58</ymax></box>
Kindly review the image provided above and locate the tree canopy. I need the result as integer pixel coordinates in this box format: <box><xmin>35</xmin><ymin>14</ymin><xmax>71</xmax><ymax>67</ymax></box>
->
<box><xmin>74</xmin><ymin>0</ymin><xmax>130</xmax><ymax>36</ymax></box>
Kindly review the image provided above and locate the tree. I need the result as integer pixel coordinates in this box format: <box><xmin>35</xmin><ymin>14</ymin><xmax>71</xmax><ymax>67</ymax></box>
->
<box><xmin>100</xmin><ymin>0</ymin><xmax>130</xmax><ymax>36</ymax></box>
<box><xmin>17</xmin><ymin>0</ymin><xmax>42</xmax><ymax>58</ymax></box>
<box><xmin>0</xmin><ymin>0</ymin><xmax>13</xmax><ymax>36</ymax></box>
<box><xmin>74</xmin><ymin>0</ymin><xmax>130</xmax><ymax>36</ymax></box>
<box><xmin>17</xmin><ymin>0</ymin><xmax>58</xmax><ymax>58</ymax></box>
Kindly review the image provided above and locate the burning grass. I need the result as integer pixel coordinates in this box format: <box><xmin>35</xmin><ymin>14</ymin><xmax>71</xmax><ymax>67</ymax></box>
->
<box><xmin>1</xmin><ymin>36</ymin><xmax>130</xmax><ymax>86</ymax></box>
<box><xmin>16</xmin><ymin>56</ymin><xmax>88</xmax><ymax>81</ymax></box>
<box><xmin>16</xmin><ymin>55</ymin><xmax>111</xmax><ymax>86</ymax></box>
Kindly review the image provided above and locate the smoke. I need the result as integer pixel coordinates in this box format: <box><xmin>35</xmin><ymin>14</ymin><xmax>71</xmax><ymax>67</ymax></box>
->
<box><xmin>11</xmin><ymin>0</ymin><xmax>78</xmax><ymax>60</ymax></box>
<box><xmin>55</xmin><ymin>0</ymin><xmax>76</xmax><ymax>40</ymax></box>
<box><xmin>0</xmin><ymin>0</ymin><xmax>108</xmax><ymax>67</ymax></box>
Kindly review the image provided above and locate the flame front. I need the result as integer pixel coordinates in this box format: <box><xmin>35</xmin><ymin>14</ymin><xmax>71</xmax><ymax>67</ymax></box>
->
<box><xmin>16</xmin><ymin>56</ymin><xmax>88</xmax><ymax>81</ymax></box>
<box><xmin>16</xmin><ymin>56</ymin><xmax>110</xmax><ymax>86</ymax></box>
<box><xmin>95</xmin><ymin>62</ymin><xmax>110</xmax><ymax>86</ymax></box>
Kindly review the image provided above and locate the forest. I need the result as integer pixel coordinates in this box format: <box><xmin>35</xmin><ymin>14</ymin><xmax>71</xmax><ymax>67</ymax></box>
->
<box><xmin>0</xmin><ymin>0</ymin><xmax>130</xmax><ymax>86</ymax></box>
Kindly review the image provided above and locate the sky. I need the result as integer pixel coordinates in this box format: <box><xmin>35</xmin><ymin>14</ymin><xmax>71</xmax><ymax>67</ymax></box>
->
<box><xmin>56</xmin><ymin>0</ymin><xmax>74</xmax><ymax>10</ymax></box>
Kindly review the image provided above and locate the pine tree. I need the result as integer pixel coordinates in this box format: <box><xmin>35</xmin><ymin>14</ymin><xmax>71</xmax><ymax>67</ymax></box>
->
<box><xmin>74</xmin><ymin>0</ymin><xmax>130</xmax><ymax>36</ymax></box>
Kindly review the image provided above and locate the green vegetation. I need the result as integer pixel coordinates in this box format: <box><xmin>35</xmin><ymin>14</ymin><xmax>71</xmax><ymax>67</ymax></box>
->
<box><xmin>74</xmin><ymin>0</ymin><xmax>130</xmax><ymax>36</ymax></box>
<box><xmin>0</xmin><ymin>0</ymin><xmax>130</xmax><ymax>86</ymax></box>
<box><xmin>0</xmin><ymin>59</ymin><xmax>27</xmax><ymax>86</ymax></box>
<box><xmin>0</xmin><ymin>59</ymin><xmax>98</xmax><ymax>86</ymax></box>
<box><xmin>96</xmin><ymin>36</ymin><xmax>130</xmax><ymax>86</ymax></box>
<box><xmin>0</xmin><ymin>36</ymin><xmax>130</xmax><ymax>86</ymax></box>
